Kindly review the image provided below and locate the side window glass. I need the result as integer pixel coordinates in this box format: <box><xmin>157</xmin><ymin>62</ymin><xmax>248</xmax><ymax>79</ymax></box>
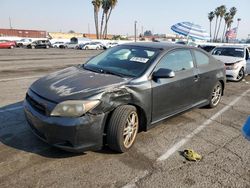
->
<box><xmin>194</xmin><ymin>50</ymin><xmax>209</xmax><ymax>66</ymax></box>
<box><xmin>156</xmin><ymin>50</ymin><xmax>194</xmax><ymax>72</ymax></box>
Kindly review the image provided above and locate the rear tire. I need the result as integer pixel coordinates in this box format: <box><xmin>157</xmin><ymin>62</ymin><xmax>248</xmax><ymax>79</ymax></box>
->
<box><xmin>208</xmin><ymin>82</ymin><xmax>222</xmax><ymax>108</ymax></box>
<box><xmin>107</xmin><ymin>105</ymin><xmax>139</xmax><ymax>153</ymax></box>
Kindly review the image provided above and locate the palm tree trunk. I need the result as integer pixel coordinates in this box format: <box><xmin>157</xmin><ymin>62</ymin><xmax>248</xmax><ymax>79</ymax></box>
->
<box><xmin>213</xmin><ymin>18</ymin><xmax>218</xmax><ymax>42</ymax></box>
<box><xmin>215</xmin><ymin>18</ymin><xmax>222</xmax><ymax>41</ymax></box>
<box><xmin>100</xmin><ymin>10</ymin><xmax>105</xmax><ymax>39</ymax></box>
<box><xmin>103</xmin><ymin>13</ymin><xmax>108</xmax><ymax>38</ymax></box>
<box><xmin>94</xmin><ymin>9</ymin><xmax>99</xmax><ymax>39</ymax></box>
<box><xmin>94</xmin><ymin>8</ymin><xmax>99</xmax><ymax>39</ymax></box>
<box><xmin>221</xmin><ymin>23</ymin><xmax>227</xmax><ymax>42</ymax></box>
<box><xmin>103</xmin><ymin>8</ymin><xmax>113</xmax><ymax>39</ymax></box>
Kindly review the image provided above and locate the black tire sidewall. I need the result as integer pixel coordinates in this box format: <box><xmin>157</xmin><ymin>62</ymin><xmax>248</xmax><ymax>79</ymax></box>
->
<box><xmin>107</xmin><ymin>105</ymin><xmax>138</xmax><ymax>153</ymax></box>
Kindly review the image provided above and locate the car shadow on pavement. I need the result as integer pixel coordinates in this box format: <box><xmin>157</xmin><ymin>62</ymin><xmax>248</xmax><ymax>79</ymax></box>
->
<box><xmin>0</xmin><ymin>102</ymin><xmax>84</xmax><ymax>158</ymax></box>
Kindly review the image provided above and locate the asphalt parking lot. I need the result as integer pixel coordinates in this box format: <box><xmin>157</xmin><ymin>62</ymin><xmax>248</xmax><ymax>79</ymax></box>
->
<box><xmin>0</xmin><ymin>48</ymin><xmax>250</xmax><ymax>188</ymax></box>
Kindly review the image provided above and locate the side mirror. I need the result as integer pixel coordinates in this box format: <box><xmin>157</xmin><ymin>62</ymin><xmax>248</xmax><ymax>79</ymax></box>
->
<box><xmin>153</xmin><ymin>68</ymin><xmax>175</xmax><ymax>79</ymax></box>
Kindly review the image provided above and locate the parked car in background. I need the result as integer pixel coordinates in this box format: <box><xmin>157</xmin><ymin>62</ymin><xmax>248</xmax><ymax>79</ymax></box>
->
<box><xmin>0</xmin><ymin>40</ymin><xmax>16</xmax><ymax>49</ymax></box>
<box><xmin>16</xmin><ymin>38</ymin><xmax>32</xmax><ymax>47</ymax></box>
<box><xmin>24</xmin><ymin>42</ymin><xmax>225</xmax><ymax>153</ymax></box>
<box><xmin>175</xmin><ymin>41</ymin><xmax>198</xmax><ymax>47</ymax></box>
<box><xmin>211</xmin><ymin>46</ymin><xmax>250</xmax><ymax>81</ymax></box>
<box><xmin>105</xmin><ymin>42</ymin><xmax>119</xmax><ymax>49</ymax></box>
<box><xmin>52</xmin><ymin>42</ymin><xmax>65</xmax><ymax>48</ymax></box>
<box><xmin>77</xmin><ymin>43</ymin><xmax>90</xmax><ymax>50</ymax></box>
<box><xmin>83</xmin><ymin>42</ymin><xmax>103</xmax><ymax>50</ymax></box>
<box><xmin>64</xmin><ymin>42</ymin><xmax>79</xmax><ymax>49</ymax></box>
<box><xmin>198</xmin><ymin>45</ymin><xmax>216</xmax><ymax>52</ymax></box>
<box><xmin>27</xmin><ymin>40</ymin><xmax>51</xmax><ymax>49</ymax></box>
<box><xmin>175</xmin><ymin>41</ymin><xmax>186</xmax><ymax>45</ymax></box>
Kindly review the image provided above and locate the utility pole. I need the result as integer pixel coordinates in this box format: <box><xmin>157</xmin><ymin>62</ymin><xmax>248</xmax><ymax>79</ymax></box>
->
<box><xmin>88</xmin><ymin>23</ymin><xmax>90</xmax><ymax>35</ymax></box>
<box><xmin>235</xmin><ymin>18</ymin><xmax>241</xmax><ymax>40</ymax></box>
<box><xmin>9</xmin><ymin>17</ymin><xmax>13</xmax><ymax>29</ymax></box>
<box><xmin>134</xmin><ymin>21</ymin><xmax>137</xmax><ymax>42</ymax></box>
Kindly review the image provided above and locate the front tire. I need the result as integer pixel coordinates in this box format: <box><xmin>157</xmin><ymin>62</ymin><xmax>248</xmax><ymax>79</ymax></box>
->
<box><xmin>107</xmin><ymin>105</ymin><xmax>139</xmax><ymax>153</ymax></box>
<box><xmin>235</xmin><ymin>68</ymin><xmax>245</xmax><ymax>82</ymax></box>
<box><xmin>208</xmin><ymin>82</ymin><xmax>222</xmax><ymax>108</ymax></box>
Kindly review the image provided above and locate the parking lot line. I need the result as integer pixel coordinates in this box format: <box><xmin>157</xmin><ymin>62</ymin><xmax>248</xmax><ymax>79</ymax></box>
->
<box><xmin>157</xmin><ymin>88</ymin><xmax>250</xmax><ymax>162</ymax></box>
<box><xmin>0</xmin><ymin>75</ymin><xmax>42</xmax><ymax>82</ymax></box>
<box><xmin>122</xmin><ymin>89</ymin><xmax>250</xmax><ymax>188</ymax></box>
<box><xmin>0</xmin><ymin>105</ymin><xmax>23</xmax><ymax>113</ymax></box>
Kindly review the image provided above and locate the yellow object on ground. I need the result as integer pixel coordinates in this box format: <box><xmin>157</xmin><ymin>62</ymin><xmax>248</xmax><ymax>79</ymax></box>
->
<box><xmin>183</xmin><ymin>149</ymin><xmax>202</xmax><ymax>161</ymax></box>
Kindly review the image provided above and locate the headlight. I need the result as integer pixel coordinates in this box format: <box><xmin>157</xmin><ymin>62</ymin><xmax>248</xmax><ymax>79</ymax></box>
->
<box><xmin>226</xmin><ymin>63</ymin><xmax>239</xmax><ymax>70</ymax></box>
<box><xmin>51</xmin><ymin>100</ymin><xmax>100</xmax><ymax>117</ymax></box>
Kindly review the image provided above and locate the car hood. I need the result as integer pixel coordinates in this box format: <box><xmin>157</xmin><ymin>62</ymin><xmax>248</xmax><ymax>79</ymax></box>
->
<box><xmin>30</xmin><ymin>66</ymin><xmax>130</xmax><ymax>103</ymax></box>
<box><xmin>213</xmin><ymin>55</ymin><xmax>244</xmax><ymax>64</ymax></box>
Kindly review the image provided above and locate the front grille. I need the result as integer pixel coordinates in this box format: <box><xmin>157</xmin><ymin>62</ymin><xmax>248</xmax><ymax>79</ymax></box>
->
<box><xmin>26</xmin><ymin>94</ymin><xmax>47</xmax><ymax>115</ymax></box>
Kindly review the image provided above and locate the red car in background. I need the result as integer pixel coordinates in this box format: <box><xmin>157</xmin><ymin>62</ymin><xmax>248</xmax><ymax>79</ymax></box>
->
<box><xmin>0</xmin><ymin>40</ymin><xmax>16</xmax><ymax>49</ymax></box>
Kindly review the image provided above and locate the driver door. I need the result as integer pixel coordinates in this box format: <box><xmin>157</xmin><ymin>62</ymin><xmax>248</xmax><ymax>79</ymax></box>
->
<box><xmin>151</xmin><ymin>49</ymin><xmax>199</xmax><ymax>123</ymax></box>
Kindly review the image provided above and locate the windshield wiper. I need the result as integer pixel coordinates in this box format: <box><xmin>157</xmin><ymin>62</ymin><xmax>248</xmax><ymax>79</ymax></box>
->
<box><xmin>99</xmin><ymin>68</ymin><xmax>126</xmax><ymax>77</ymax></box>
<box><xmin>83</xmin><ymin>65</ymin><xmax>131</xmax><ymax>78</ymax></box>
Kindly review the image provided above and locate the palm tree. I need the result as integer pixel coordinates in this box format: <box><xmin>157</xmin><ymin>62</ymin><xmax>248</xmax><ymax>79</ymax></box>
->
<box><xmin>229</xmin><ymin>7</ymin><xmax>237</xmax><ymax>19</ymax></box>
<box><xmin>208</xmin><ymin>11</ymin><xmax>215</xmax><ymax>41</ymax></box>
<box><xmin>221</xmin><ymin>12</ymin><xmax>231</xmax><ymax>42</ymax></box>
<box><xmin>103</xmin><ymin>0</ymin><xmax>118</xmax><ymax>38</ymax></box>
<box><xmin>100</xmin><ymin>0</ymin><xmax>110</xmax><ymax>39</ymax></box>
<box><xmin>92</xmin><ymin>0</ymin><xmax>101</xmax><ymax>39</ymax></box>
<box><xmin>213</xmin><ymin>7</ymin><xmax>221</xmax><ymax>41</ymax></box>
<box><xmin>215</xmin><ymin>5</ymin><xmax>226</xmax><ymax>41</ymax></box>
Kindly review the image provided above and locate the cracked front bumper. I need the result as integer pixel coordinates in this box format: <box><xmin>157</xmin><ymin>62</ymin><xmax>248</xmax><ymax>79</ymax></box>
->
<box><xmin>23</xmin><ymin>93</ymin><xmax>107</xmax><ymax>153</ymax></box>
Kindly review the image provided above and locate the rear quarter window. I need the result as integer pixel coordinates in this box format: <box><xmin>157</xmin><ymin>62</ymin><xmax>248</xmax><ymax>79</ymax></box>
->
<box><xmin>194</xmin><ymin>50</ymin><xmax>209</xmax><ymax>66</ymax></box>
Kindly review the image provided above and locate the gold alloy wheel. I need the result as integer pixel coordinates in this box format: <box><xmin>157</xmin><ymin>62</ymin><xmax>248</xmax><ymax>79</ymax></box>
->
<box><xmin>211</xmin><ymin>83</ymin><xmax>222</xmax><ymax>106</ymax></box>
<box><xmin>123</xmin><ymin>111</ymin><xmax>139</xmax><ymax>149</ymax></box>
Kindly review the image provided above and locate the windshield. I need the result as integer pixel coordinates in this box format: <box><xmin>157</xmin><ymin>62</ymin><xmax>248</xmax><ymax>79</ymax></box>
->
<box><xmin>83</xmin><ymin>45</ymin><xmax>160</xmax><ymax>77</ymax></box>
<box><xmin>212</xmin><ymin>47</ymin><xmax>244</xmax><ymax>58</ymax></box>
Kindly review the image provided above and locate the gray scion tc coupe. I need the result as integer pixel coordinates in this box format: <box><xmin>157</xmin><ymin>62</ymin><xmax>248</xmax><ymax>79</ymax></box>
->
<box><xmin>24</xmin><ymin>42</ymin><xmax>226</xmax><ymax>153</ymax></box>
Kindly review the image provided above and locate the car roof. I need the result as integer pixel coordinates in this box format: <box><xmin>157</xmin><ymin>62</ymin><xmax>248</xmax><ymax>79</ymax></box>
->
<box><xmin>121</xmin><ymin>42</ymin><xmax>186</xmax><ymax>50</ymax></box>
<box><xmin>217</xmin><ymin>45</ymin><xmax>245</xmax><ymax>48</ymax></box>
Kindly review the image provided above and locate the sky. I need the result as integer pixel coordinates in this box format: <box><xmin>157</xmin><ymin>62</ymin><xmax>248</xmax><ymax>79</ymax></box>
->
<box><xmin>1</xmin><ymin>0</ymin><xmax>250</xmax><ymax>39</ymax></box>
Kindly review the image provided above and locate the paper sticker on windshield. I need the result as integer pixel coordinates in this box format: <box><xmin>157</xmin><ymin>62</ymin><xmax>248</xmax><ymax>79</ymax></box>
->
<box><xmin>130</xmin><ymin>57</ymin><xmax>149</xmax><ymax>63</ymax></box>
<box><xmin>235</xmin><ymin>49</ymin><xmax>244</xmax><ymax>52</ymax></box>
